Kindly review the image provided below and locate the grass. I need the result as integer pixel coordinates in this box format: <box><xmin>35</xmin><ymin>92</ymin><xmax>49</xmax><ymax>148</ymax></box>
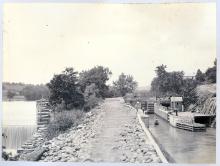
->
<box><xmin>45</xmin><ymin>110</ymin><xmax>84</xmax><ymax>140</ymax></box>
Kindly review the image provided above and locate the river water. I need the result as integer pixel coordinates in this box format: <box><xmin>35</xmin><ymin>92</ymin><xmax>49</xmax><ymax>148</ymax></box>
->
<box><xmin>2</xmin><ymin>101</ymin><xmax>37</xmax><ymax>152</ymax></box>
<box><xmin>148</xmin><ymin>114</ymin><xmax>216</xmax><ymax>163</ymax></box>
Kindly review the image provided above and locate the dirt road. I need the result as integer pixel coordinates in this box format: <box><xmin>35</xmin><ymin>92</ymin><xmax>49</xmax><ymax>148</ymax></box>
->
<box><xmin>40</xmin><ymin>98</ymin><xmax>161</xmax><ymax>163</ymax></box>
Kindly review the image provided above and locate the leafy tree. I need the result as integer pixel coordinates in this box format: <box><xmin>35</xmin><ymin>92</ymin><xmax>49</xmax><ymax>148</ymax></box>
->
<box><xmin>195</xmin><ymin>69</ymin><xmax>205</xmax><ymax>83</ymax></box>
<box><xmin>83</xmin><ymin>83</ymin><xmax>100</xmax><ymax>111</ymax></box>
<box><xmin>155</xmin><ymin>64</ymin><xmax>167</xmax><ymax>78</ymax></box>
<box><xmin>151</xmin><ymin>65</ymin><xmax>184</xmax><ymax>96</ymax></box>
<box><xmin>151</xmin><ymin>65</ymin><xmax>198</xmax><ymax>108</ymax></box>
<box><xmin>205</xmin><ymin>59</ymin><xmax>216</xmax><ymax>83</ymax></box>
<box><xmin>180</xmin><ymin>78</ymin><xmax>198</xmax><ymax>108</ymax></box>
<box><xmin>84</xmin><ymin>83</ymin><xmax>99</xmax><ymax>99</ymax></box>
<box><xmin>7</xmin><ymin>91</ymin><xmax>16</xmax><ymax>100</ymax></box>
<box><xmin>113</xmin><ymin>73</ymin><xmax>138</xmax><ymax>96</ymax></box>
<box><xmin>79</xmin><ymin>66</ymin><xmax>112</xmax><ymax>98</ymax></box>
<box><xmin>105</xmin><ymin>86</ymin><xmax>121</xmax><ymax>98</ymax></box>
<box><xmin>47</xmin><ymin>68</ymin><xmax>85</xmax><ymax>110</ymax></box>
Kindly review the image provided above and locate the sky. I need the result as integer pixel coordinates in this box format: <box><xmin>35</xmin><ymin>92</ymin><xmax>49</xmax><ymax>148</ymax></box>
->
<box><xmin>3</xmin><ymin>3</ymin><xmax>216</xmax><ymax>87</ymax></box>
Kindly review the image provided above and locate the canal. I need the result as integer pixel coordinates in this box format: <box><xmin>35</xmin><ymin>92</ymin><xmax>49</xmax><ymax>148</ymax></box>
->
<box><xmin>148</xmin><ymin>114</ymin><xmax>216</xmax><ymax>163</ymax></box>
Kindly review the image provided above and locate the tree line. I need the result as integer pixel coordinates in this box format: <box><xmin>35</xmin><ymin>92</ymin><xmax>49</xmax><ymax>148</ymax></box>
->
<box><xmin>47</xmin><ymin>66</ymin><xmax>138</xmax><ymax>111</ymax></box>
<box><xmin>3</xmin><ymin>82</ymin><xmax>50</xmax><ymax>101</ymax></box>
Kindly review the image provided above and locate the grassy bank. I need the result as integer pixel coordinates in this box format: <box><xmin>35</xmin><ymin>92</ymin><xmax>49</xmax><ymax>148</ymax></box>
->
<box><xmin>46</xmin><ymin>110</ymin><xmax>85</xmax><ymax>140</ymax></box>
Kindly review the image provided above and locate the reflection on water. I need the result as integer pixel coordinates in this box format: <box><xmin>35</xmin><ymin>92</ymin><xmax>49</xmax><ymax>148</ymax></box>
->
<box><xmin>148</xmin><ymin>114</ymin><xmax>216</xmax><ymax>163</ymax></box>
<box><xmin>2</xmin><ymin>101</ymin><xmax>37</xmax><ymax>150</ymax></box>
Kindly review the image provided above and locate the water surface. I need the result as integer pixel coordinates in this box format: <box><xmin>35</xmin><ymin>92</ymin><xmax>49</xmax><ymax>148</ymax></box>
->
<box><xmin>2</xmin><ymin>101</ymin><xmax>37</xmax><ymax>150</ymax></box>
<box><xmin>148</xmin><ymin>114</ymin><xmax>216</xmax><ymax>163</ymax></box>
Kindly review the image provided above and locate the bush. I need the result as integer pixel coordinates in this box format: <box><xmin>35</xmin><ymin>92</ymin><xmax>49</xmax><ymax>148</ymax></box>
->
<box><xmin>84</xmin><ymin>94</ymin><xmax>100</xmax><ymax>111</ymax></box>
<box><xmin>46</xmin><ymin>110</ymin><xmax>84</xmax><ymax>139</ymax></box>
<box><xmin>47</xmin><ymin>68</ymin><xmax>85</xmax><ymax>110</ymax></box>
<box><xmin>83</xmin><ymin>83</ymin><xmax>101</xmax><ymax>111</ymax></box>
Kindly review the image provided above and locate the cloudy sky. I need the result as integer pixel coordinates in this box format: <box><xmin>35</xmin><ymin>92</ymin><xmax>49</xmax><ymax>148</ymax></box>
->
<box><xmin>3</xmin><ymin>3</ymin><xmax>216</xmax><ymax>87</ymax></box>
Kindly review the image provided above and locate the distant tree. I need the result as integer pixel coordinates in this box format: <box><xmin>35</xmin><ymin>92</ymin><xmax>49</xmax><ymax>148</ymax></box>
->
<box><xmin>150</xmin><ymin>65</ymin><xmax>198</xmax><ymax>108</ymax></box>
<box><xmin>47</xmin><ymin>68</ymin><xmax>85</xmax><ymax>110</ymax></box>
<box><xmin>21</xmin><ymin>85</ymin><xmax>50</xmax><ymax>101</ymax></box>
<box><xmin>7</xmin><ymin>91</ymin><xmax>16</xmax><ymax>100</ymax></box>
<box><xmin>195</xmin><ymin>69</ymin><xmax>205</xmax><ymax>83</ymax></box>
<box><xmin>151</xmin><ymin>65</ymin><xmax>184</xmax><ymax>96</ymax></box>
<box><xmin>79</xmin><ymin>66</ymin><xmax>112</xmax><ymax>98</ymax></box>
<box><xmin>105</xmin><ymin>86</ymin><xmax>121</xmax><ymax>98</ymax></box>
<box><xmin>205</xmin><ymin>59</ymin><xmax>216</xmax><ymax>83</ymax></box>
<box><xmin>21</xmin><ymin>86</ymin><xmax>38</xmax><ymax>100</ymax></box>
<box><xmin>113</xmin><ymin>73</ymin><xmax>138</xmax><ymax>96</ymax></box>
<box><xmin>155</xmin><ymin>64</ymin><xmax>167</xmax><ymax>78</ymax></box>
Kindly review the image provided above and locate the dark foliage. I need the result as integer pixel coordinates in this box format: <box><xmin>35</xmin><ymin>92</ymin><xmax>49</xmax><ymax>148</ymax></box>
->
<box><xmin>205</xmin><ymin>59</ymin><xmax>216</xmax><ymax>83</ymax></box>
<box><xmin>151</xmin><ymin>65</ymin><xmax>185</xmax><ymax>96</ymax></box>
<box><xmin>195</xmin><ymin>59</ymin><xmax>216</xmax><ymax>84</ymax></box>
<box><xmin>6</xmin><ymin>91</ymin><xmax>16</xmax><ymax>99</ymax></box>
<box><xmin>151</xmin><ymin>65</ymin><xmax>198</xmax><ymax>108</ymax></box>
<box><xmin>195</xmin><ymin>69</ymin><xmax>205</xmax><ymax>83</ymax></box>
<box><xmin>83</xmin><ymin>83</ymin><xmax>100</xmax><ymax>111</ymax></box>
<box><xmin>105</xmin><ymin>86</ymin><xmax>121</xmax><ymax>98</ymax></box>
<box><xmin>79</xmin><ymin>66</ymin><xmax>112</xmax><ymax>98</ymax></box>
<box><xmin>47</xmin><ymin>68</ymin><xmax>85</xmax><ymax>110</ymax></box>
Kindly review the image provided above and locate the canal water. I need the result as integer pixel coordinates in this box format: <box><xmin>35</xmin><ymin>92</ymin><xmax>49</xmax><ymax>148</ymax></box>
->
<box><xmin>2</xmin><ymin>101</ymin><xmax>37</xmax><ymax>153</ymax></box>
<box><xmin>148</xmin><ymin>114</ymin><xmax>216</xmax><ymax>163</ymax></box>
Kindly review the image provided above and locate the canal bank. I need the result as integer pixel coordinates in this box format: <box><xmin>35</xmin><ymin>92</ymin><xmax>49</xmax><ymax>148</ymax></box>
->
<box><xmin>147</xmin><ymin>114</ymin><xmax>216</xmax><ymax>163</ymax></box>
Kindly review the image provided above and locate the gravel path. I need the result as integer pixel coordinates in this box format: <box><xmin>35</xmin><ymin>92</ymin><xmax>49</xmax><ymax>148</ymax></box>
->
<box><xmin>40</xmin><ymin>98</ymin><xmax>161</xmax><ymax>163</ymax></box>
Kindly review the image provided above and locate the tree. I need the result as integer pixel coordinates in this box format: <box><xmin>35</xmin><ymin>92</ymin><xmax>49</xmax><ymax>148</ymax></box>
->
<box><xmin>180</xmin><ymin>78</ymin><xmax>198</xmax><ymax>108</ymax></box>
<box><xmin>79</xmin><ymin>66</ymin><xmax>112</xmax><ymax>98</ymax></box>
<box><xmin>151</xmin><ymin>65</ymin><xmax>184</xmax><ymax>96</ymax></box>
<box><xmin>47</xmin><ymin>68</ymin><xmax>85</xmax><ymax>110</ymax></box>
<box><xmin>150</xmin><ymin>65</ymin><xmax>198</xmax><ymax>108</ymax></box>
<box><xmin>195</xmin><ymin>69</ymin><xmax>205</xmax><ymax>83</ymax></box>
<box><xmin>155</xmin><ymin>64</ymin><xmax>167</xmax><ymax>78</ymax></box>
<box><xmin>105</xmin><ymin>86</ymin><xmax>121</xmax><ymax>98</ymax></box>
<box><xmin>113</xmin><ymin>73</ymin><xmax>138</xmax><ymax>96</ymax></box>
<box><xmin>83</xmin><ymin>83</ymin><xmax>100</xmax><ymax>111</ymax></box>
<box><xmin>21</xmin><ymin>85</ymin><xmax>50</xmax><ymax>101</ymax></box>
<box><xmin>7</xmin><ymin>91</ymin><xmax>16</xmax><ymax>100</ymax></box>
<box><xmin>205</xmin><ymin>59</ymin><xmax>216</xmax><ymax>83</ymax></box>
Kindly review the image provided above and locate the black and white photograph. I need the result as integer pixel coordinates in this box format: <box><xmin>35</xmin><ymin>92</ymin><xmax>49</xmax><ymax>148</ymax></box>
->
<box><xmin>1</xmin><ymin>1</ymin><xmax>217</xmax><ymax>164</ymax></box>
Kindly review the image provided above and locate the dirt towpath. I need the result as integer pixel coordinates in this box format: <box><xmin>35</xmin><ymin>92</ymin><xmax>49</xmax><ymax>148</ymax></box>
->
<box><xmin>40</xmin><ymin>98</ymin><xmax>161</xmax><ymax>163</ymax></box>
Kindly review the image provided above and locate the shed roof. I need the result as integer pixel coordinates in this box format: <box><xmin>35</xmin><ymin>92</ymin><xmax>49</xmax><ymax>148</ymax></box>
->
<box><xmin>170</xmin><ymin>97</ymin><xmax>183</xmax><ymax>102</ymax></box>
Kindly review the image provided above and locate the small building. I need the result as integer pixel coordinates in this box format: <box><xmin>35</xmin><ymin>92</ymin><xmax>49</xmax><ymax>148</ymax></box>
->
<box><xmin>170</xmin><ymin>97</ymin><xmax>183</xmax><ymax>112</ymax></box>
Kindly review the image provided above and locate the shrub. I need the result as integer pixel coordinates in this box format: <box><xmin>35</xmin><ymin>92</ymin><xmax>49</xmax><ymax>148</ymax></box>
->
<box><xmin>45</xmin><ymin>110</ymin><xmax>84</xmax><ymax>139</ymax></box>
<box><xmin>84</xmin><ymin>94</ymin><xmax>100</xmax><ymax>111</ymax></box>
<box><xmin>83</xmin><ymin>83</ymin><xmax>101</xmax><ymax>111</ymax></box>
